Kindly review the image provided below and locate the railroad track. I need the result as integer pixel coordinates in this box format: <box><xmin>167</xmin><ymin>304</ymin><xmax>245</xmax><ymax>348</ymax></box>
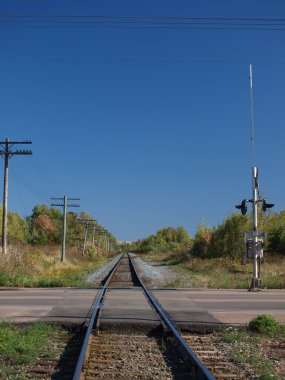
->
<box><xmin>72</xmin><ymin>253</ymin><xmax>220</xmax><ymax>380</ymax></box>
<box><xmin>20</xmin><ymin>253</ymin><xmax>246</xmax><ymax>379</ymax></box>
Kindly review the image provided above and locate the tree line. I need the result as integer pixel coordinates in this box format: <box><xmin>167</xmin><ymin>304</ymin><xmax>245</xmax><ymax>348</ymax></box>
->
<box><xmin>2</xmin><ymin>204</ymin><xmax>285</xmax><ymax>259</ymax></box>
<box><xmin>0</xmin><ymin>203</ymin><xmax>116</xmax><ymax>249</ymax></box>
<box><xmin>133</xmin><ymin>211</ymin><xmax>285</xmax><ymax>259</ymax></box>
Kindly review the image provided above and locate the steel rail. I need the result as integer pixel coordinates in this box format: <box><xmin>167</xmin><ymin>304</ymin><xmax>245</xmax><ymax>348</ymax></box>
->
<box><xmin>73</xmin><ymin>252</ymin><xmax>215</xmax><ymax>380</ymax></box>
<box><xmin>128</xmin><ymin>252</ymin><xmax>216</xmax><ymax>380</ymax></box>
<box><xmin>72</xmin><ymin>253</ymin><xmax>124</xmax><ymax>380</ymax></box>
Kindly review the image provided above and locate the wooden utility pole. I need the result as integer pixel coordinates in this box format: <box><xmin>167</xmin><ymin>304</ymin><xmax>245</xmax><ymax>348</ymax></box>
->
<box><xmin>92</xmin><ymin>224</ymin><xmax>96</xmax><ymax>244</ymax></box>
<box><xmin>0</xmin><ymin>138</ymin><xmax>32</xmax><ymax>255</ymax></box>
<box><xmin>99</xmin><ymin>229</ymin><xmax>107</xmax><ymax>251</ymax></box>
<box><xmin>77</xmin><ymin>219</ymin><xmax>96</xmax><ymax>255</ymax></box>
<box><xmin>96</xmin><ymin>230</ymin><xmax>102</xmax><ymax>247</ymax></box>
<box><xmin>51</xmin><ymin>196</ymin><xmax>80</xmax><ymax>262</ymax></box>
<box><xmin>93</xmin><ymin>226</ymin><xmax>105</xmax><ymax>249</ymax></box>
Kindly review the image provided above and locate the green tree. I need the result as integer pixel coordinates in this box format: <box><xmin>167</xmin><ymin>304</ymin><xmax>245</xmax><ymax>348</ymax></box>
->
<box><xmin>7</xmin><ymin>211</ymin><xmax>28</xmax><ymax>242</ymax></box>
<box><xmin>265</xmin><ymin>211</ymin><xmax>285</xmax><ymax>254</ymax></box>
<box><xmin>208</xmin><ymin>213</ymin><xmax>249</xmax><ymax>258</ymax></box>
<box><xmin>28</xmin><ymin>204</ymin><xmax>62</xmax><ymax>244</ymax></box>
<box><xmin>135</xmin><ymin>226</ymin><xmax>191</xmax><ymax>253</ymax></box>
<box><xmin>176</xmin><ymin>226</ymin><xmax>191</xmax><ymax>244</ymax></box>
<box><xmin>191</xmin><ymin>223</ymin><xmax>212</xmax><ymax>258</ymax></box>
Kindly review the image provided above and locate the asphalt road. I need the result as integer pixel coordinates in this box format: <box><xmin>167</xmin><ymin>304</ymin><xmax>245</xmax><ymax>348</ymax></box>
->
<box><xmin>0</xmin><ymin>287</ymin><xmax>284</xmax><ymax>325</ymax></box>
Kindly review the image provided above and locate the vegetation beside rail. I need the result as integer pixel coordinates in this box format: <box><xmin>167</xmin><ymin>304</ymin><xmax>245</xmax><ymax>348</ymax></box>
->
<box><xmin>130</xmin><ymin>210</ymin><xmax>285</xmax><ymax>289</ymax></box>
<box><xmin>133</xmin><ymin>211</ymin><xmax>285</xmax><ymax>258</ymax></box>
<box><xmin>0</xmin><ymin>203</ymin><xmax>116</xmax><ymax>247</ymax></box>
<box><xmin>0</xmin><ymin>316</ymin><xmax>283</xmax><ymax>380</ymax></box>
<box><xmin>146</xmin><ymin>251</ymin><xmax>285</xmax><ymax>289</ymax></box>
<box><xmin>1</xmin><ymin>202</ymin><xmax>285</xmax><ymax>289</ymax></box>
<box><xmin>0</xmin><ymin>322</ymin><xmax>59</xmax><ymax>379</ymax></box>
<box><xmin>221</xmin><ymin>315</ymin><xmax>285</xmax><ymax>379</ymax></box>
<box><xmin>0</xmin><ymin>242</ymin><xmax>112</xmax><ymax>287</ymax></box>
<box><xmin>0</xmin><ymin>203</ymin><xmax>117</xmax><ymax>287</ymax></box>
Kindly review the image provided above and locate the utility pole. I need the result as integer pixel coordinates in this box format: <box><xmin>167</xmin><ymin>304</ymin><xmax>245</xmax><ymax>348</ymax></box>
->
<box><xmin>83</xmin><ymin>221</ymin><xmax>89</xmax><ymax>255</ymax></box>
<box><xmin>92</xmin><ymin>220</ymin><xmax>97</xmax><ymax>244</ymax></box>
<box><xmin>102</xmin><ymin>229</ymin><xmax>108</xmax><ymax>251</ymax></box>
<box><xmin>77</xmin><ymin>219</ymin><xmax>96</xmax><ymax>255</ymax></box>
<box><xmin>95</xmin><ymin>227</ymin><xmax>104</xmax><ymax>250</ymax></box>
<box><xmin>107</xmin><ymin>234</ymin><xmax>112</xmax><ymax>252</ymax></box>
<box><xmin>0</xmin><ymin>138</ymin><xmax>32</xmax><ymax>255</ymax></box>
<box><xmin>96</xmin><ymin>229</ymin><xmax>103</xmax><ymax>248</ymax></box>
<box><xmin>51</xmin><ymin>196</ymin><xmax>80</xmax><ymax>262</ymax></box>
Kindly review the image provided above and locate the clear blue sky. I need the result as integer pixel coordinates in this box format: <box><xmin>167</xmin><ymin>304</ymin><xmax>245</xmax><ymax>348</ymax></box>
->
<box><xmin>0</xmin><ymin>1</ymin><xmax>284</xmax><ymax>241</ymax></box>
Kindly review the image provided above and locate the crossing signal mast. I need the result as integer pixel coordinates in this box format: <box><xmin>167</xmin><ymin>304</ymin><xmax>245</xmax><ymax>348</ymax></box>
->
<box><xmin>235</xmin><ymin>65</ymin><xmax>274</xmax><ymax>291</ymax></box>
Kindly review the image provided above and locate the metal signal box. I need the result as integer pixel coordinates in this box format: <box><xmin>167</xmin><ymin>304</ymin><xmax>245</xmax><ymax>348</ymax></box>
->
<box><xmin>245</xmin><ymin>239</ymin><xmax>264</xmax><ymax>259</ymax></box>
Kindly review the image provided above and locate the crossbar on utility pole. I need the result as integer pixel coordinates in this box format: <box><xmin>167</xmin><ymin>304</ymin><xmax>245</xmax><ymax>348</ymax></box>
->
<box><xmin>77</xmin><ymin>219</ymin><xmax>96</xmax><ymax>255</ymax></box>
<box><xmin>51</xmin><ymin>196</ymin><xmax>80</xmax><ymax>262</ymax></box>
<box><xmin>0</xmin><ymin>138</ymin><xmax>32</xmax><ymax>255</ymax></box>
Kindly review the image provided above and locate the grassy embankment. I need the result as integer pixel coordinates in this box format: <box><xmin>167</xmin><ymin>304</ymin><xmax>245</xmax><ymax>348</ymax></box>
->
<box><xmin>142</xmin><ymin>251</ymin><xmax>285</xmax><ymax>289</ymax></box>
<box><xmin>0</xmin><ymin>243</ymin><xmax>113</xmax><ymax>287</ymax></box>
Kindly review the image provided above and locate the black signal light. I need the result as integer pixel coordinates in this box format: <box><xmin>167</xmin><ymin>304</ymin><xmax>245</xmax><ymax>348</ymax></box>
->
<box><xmin>235</xmin><ymin>199</ymin><xmax>247</xmax><ymax>215</ymax></box>
<box><xmin>262</xmin><ymin>200</ymin><xmax>275</xmax><ymax>212</ymax></box>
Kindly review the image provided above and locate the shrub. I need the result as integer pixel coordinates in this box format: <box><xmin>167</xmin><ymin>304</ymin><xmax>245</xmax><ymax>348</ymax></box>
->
<box><xmin>191</xmin><ymin>224</ymin><xmax>212</xmax><ymax>258</ymax></box>
<box><xmin>85</xmin><ymin>243</ymin><xmax>101</xmax><ymax>259</ymax></box>
<box><xmin>249</xmin><ymin>314</ymin><xmax>279</xmax><ymax>334</ymax></box>
<box><xmin>135</xmin><ymin>226</ymin><xmax>192</xmax><ymax>253</ymax></box>
<box><xmin>208</xmin><ymin>214</ymin><xmax>249</xmax><ymax>258</ymax></box>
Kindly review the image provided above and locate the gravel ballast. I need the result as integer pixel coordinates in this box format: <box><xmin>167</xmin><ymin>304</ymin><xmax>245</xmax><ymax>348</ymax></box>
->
<box><xmin>131</xmin><ymin>254</ymin><xmax>184</xmax><ymax>287</ymax></box>
<box><xmin>85</xmin><ymin>255</ymin><xmax>121</xmax><ymax>285</ymax></box>
<box><xmin>85</xmin><ymin>253</ymin><xmax>189</xmax><ymax>287</ymax></box>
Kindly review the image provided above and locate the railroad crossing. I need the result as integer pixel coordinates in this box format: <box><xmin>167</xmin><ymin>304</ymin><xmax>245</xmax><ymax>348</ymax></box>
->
<box><xmin>0</xmin><ymin>287</ymin><xmax>284</xmax><ymax>325</ymax></box>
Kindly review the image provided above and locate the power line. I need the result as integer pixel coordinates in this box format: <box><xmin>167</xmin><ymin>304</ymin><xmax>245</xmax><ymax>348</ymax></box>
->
<box><xmin>33</xmin><ymin>155</ymin><xmax>66</xmax><ymax>195</ymax></box>
<box><xmin>10</xmin><ymin>165</ymin><xmax>51</xmax><ymax>201</ymax></box>
<box><xmin>14</xmin><ymin>159</ymin><xmax>57</xmax><ymax>196</ymax></box>
<box><xmin>1</xmin><ymin>20</ymin><xmax>285</xmax><ymax>27</ymax></box>
<box><xmin>7</xmin><ymin>158</ymin><xmax>55</xmax><ymax>202</ymax></box>
<box><xmin>0</xmin><ymin>14</ymin><xmax>285</xmax><ymax>30</ymax></box>
<box><xmin>1</xmin><ymin>58</ymin><xmax>285</xmax><ymax>65</ymax></box>
<box><xmin>0</xmin><ymin>14</ymin><xmax>285</xmax><ymax>22</ymax></box>
<box><xmin>13</xmin><ymin>173</ymin><xmax>28</xmax><ymax>216</ymax></box>
<box><xmin>10</xmin><ymin>160</ymin><xmax>57</xmax><ymax>200</ymax></box>
<box><xmin>0</xmin><ymin>24</ymin><xmax>285</xmax><ymax>31</ymax></box>
<box><xmin>21</xmin><ymin>156</ymin><xmax>66</xmax><ymax>195</ymax></box>
<box><xmin>9</xmin><ymin>154</ymin><xmax>66</xmax><ymax>200</ymax></box>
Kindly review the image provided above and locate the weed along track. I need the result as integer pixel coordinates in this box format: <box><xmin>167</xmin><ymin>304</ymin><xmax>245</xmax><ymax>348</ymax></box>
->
<box><xmin>6</xmin><ymin>325</ymin><xmax>85</xmax><ymax>380</ymax></box>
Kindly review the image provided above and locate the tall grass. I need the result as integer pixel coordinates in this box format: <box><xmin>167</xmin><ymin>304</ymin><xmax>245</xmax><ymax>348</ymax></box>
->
<box><xmin>183</xmin><ymin>255</ymin><xmax>285</xmax><ymax>288</ymax></box>
<box><xmin>143</xmin><ymin>250</ymin><xmax>285</xmax><ymax>289</ymax></box>
<box><xmin>0</xmin><ymin>243</ymin><xmax>112</xmax><ymax>287</ymax></box>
